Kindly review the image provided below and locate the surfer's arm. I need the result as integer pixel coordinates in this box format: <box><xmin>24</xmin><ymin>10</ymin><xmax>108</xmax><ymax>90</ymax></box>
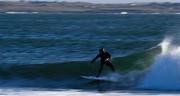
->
<box><xmin>91</xmin><ymin>54</ymin><xmax>100</xmax><ymax>63</ymax></box>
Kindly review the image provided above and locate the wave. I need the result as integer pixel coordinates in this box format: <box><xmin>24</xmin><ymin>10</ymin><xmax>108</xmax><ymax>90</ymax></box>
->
<box><xmin>2</xmin><ymin>38</ymin><xmax>179</xmax><ymax>91</ymax></box>
<box><xmin>0</xmin><ymin>44</ymin><xmax>161</xmax><ymax>90</ymax></box>
<box><xmin>138</xmin><ymin>38</ymin><xmax>180</xmax><ymax>90</ymax></box>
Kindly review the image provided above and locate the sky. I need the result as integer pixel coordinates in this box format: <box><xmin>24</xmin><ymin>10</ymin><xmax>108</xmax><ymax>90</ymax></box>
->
<box><xmin>1</xmin><ymin>0</ymin><xmax>180</xmax><ymax>3</ymax></box>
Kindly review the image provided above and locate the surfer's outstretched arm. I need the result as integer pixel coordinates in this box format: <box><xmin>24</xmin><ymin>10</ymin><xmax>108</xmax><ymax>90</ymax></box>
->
<box><xmin>91</xmin><ymin>54</ymin><xmax>100</xmax><ymax>63</ymax></box>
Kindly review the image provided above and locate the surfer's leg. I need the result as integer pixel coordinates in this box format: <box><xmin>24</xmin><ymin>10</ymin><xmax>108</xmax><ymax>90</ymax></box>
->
<box><xmin>106</xmin><ymin>61</ymin><xmax>115</xmax><ymax>72</ymax></box>
<box><xmin>97</xmin><ymin>63</ymin><xmax>104</xmax><ymax>77</ymax></box>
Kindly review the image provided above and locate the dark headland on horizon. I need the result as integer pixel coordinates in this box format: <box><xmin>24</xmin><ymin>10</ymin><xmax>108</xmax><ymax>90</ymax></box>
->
<box><xmin>0</xmin><ymin>1</ymin><xmax>180</xmax><ymax>13</ymax></box>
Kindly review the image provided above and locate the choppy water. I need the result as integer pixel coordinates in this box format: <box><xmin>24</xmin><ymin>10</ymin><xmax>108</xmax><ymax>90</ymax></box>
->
<box><xmin>0</xmin><ymin>13</ymin><xmax>180</xmax><ymax>93</ymax></box>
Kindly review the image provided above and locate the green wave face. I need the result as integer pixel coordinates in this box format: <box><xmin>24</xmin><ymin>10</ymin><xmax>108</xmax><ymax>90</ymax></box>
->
<box><xmin>0</xmin><ymin>46</ymin><xmax>160</xmax><ymax>80</ymax></box>
<box><xmin>0</xmin><ymin>43</ymin><xmax>161</xmax><ymax>91</ymax></box>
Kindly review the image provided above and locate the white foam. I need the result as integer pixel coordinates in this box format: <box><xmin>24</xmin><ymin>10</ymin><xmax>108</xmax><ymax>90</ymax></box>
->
<box><xmin>5</xmin><ymin>12</ymin><xmax>39</xmax><ymax>14</ymax></box>
<box><xmin>0</xmin><ymin>88</ymin><xmax>178</xmax><ymax>96</ymax></box>
<box><xmin>151</xmin><ymin>13</ymin><xmax>161</xmax><ymax>15</ymax></box>
<box><xmin>175</xmin><ymin>13</ymin><xmax>180</xmax><ymax>15</ymax></box>
<box><xmin>138</xmin><ymin>38</ymin><xmax>180</xmax><ymax>90</ymax></box>
<box><xmin>103</xmin><ymin>73</ymin><xmax>122</xmax><ymax>82</ymax></box>
<box><xmin>120</xmin><ymin>12</ymin><xmax>128</xmax><ymax>15</ymax></box>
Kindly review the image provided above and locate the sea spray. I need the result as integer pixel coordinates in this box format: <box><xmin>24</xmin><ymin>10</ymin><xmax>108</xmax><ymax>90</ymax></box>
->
<box><xmin>99</xmin><ymin>71</ymin><xmax>144</xmax><ymax>86</ymax></box>
<box><xmin>138</xmin><ymin>39</ymin><xmax>180</xmax><ymax>90</ymax></box>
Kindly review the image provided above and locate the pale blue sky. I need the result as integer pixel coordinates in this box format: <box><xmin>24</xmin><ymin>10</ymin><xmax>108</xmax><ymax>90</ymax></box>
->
<box><xmin>1</xmin><ymin>0</ymin><xmax>180</xmax><ymax>3</ymax></box>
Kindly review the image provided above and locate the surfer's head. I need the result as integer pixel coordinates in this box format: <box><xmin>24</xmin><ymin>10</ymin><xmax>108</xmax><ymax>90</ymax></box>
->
<box><xmin>99</xmin><ymin>48</ymin><xmax>105</xmax><ymax>53</ymax></box>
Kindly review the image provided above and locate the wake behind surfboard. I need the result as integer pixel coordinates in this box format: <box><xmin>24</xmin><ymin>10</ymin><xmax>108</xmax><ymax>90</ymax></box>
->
<box><xmin>81</xmin><ymin>76</ymin><xmax>107</xmax><ymax>81</ymax></box>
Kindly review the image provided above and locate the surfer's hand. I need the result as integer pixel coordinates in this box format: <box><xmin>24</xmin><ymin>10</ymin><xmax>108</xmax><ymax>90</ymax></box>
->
<box><xmin>105</xmin><ymin>58</ymin><xmax>109</xmax><ymax>61</ymax></box>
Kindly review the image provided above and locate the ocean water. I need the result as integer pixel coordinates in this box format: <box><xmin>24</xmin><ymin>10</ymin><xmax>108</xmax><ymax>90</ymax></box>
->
<box><xmin>1</xmin><ymin>13</ymin><xmax>180</xmax><ymax>95</ymax></box>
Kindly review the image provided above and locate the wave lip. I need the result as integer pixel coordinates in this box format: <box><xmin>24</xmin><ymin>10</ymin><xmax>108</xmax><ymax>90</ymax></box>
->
<box><xmin>138</xmin><ymin>39</ymin><xmax>180</xmax><ymax>90</ymax></box>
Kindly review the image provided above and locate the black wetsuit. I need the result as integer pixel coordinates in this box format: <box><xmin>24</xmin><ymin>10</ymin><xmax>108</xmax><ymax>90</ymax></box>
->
<box><xmin>91</xmin><ymin>51</ymin><xmax>115</xmax><ymax>77</ymax></box>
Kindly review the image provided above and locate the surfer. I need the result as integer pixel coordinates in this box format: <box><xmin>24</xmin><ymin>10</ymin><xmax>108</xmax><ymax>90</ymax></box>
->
<box><xmin>91</xmin><ymin>48</ymin><xmax>115</xmax><ymax>77</ymax></box>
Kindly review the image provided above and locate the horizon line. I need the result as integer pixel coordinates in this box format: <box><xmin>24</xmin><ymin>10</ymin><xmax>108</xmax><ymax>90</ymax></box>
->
<box><xmin>0</xmin><ymin>0</ymin><xmax>180</xmax><ymax>4</ymax></box>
